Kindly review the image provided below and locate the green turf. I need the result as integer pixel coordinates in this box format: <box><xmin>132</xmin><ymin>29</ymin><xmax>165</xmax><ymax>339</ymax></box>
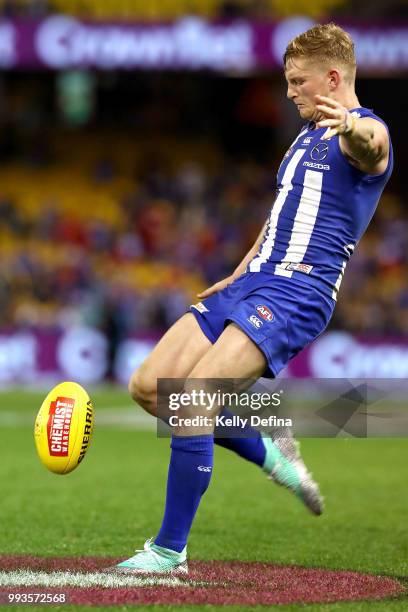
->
<box><xmin>0</xmin><ymin>387</ymin><xmax>407</xmax><ymax>611</ymax></box>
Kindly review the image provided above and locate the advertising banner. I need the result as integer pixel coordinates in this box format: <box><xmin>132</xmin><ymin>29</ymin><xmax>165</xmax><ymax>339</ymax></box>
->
<box><xmin>0</xmin><ymin>16</ymin><xmax>407</xmax><ymax>73</ymax></box>
<box><xmin>1</xmin><ymin>328</ymin><xmax>407</xmax><ymax>385</ymax></box>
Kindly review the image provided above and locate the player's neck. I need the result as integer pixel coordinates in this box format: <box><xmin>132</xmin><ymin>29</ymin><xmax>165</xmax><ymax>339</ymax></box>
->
<box><xmin>333</xmin><ymin>89</ymin><xmax>360</xmax><ymax>110</ymax></box>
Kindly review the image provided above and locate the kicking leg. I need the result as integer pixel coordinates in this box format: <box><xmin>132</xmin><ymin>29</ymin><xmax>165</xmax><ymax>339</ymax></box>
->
<box><xmin>129</xmin><ymin>313</ymin><xmax>322</xmax><ymax>515</ymax></box>
<box><xmin>128</xmin><ymin>312</ymin><xmax>322</xmax><ymax>511</ymax></box>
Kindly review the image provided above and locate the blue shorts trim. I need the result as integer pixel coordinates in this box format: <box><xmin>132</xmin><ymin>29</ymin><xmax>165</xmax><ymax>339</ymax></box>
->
<box><xmin>190</xmin><ymin>272</ymin><xmax>335</xmax><ymax>378</ymax></box>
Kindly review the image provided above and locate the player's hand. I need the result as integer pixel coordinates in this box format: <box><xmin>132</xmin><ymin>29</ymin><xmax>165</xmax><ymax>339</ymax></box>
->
<box><xmin>315</xmin><ymin>95</ymin><xmax>356</xmax><ymax>140</ymax></box>
<box><xmin>197</xmin><ymin>275</ymin><xmax>234</xmax><ymax>299</ymax></box>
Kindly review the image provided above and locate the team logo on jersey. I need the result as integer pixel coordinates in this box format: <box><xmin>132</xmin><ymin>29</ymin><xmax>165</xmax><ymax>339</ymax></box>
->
<box><xmin>311</xmin><ymin>142</ymin><xmax>329</xmax><ymax>161</ymax></box>
<box><xmin>303</xmin><ymin>161</ymin><xmax>330</xmax><ymax>170</ymax></box>
<box><xmin>302</xmin><ymin>136</ymin><xmax>313</xmax><ymax>145</ymax></box>
<box><xmin>248</xmin><ymin>315</ymin><xmax>263</xmax><ymax>329</ymax></box>
<box><xmin>256</xmin><ymin>305</ymin><xmax>274</xmax><ymax>322</ymax></box>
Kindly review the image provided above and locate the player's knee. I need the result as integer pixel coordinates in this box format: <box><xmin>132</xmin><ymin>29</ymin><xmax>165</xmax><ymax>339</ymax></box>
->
<box><xmin>128</xmin><ymin>368</ymin><xmax>157</xmax><ymax>416</ymax></box>
<box><xmin>179</xmin><ymin>377</ymin><xmax>217</xmax><ymax>419</ymax></box>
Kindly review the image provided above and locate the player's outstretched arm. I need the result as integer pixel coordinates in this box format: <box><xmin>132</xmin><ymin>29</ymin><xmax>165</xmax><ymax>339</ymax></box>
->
<box><xmin>314</xmin><ymin>95</ymin><xmax>389</xmax><ymax>175</ymax></box>
<box><xmin>197</xmin><ymin>221</ymin><xmax>268</xmax><ymax>299</ymax></box>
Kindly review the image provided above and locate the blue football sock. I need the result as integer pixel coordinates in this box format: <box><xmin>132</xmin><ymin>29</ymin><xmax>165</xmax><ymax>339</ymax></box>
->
<box><xmin>214</xmin><ymin>408</ymin><xmax>266</xmax><ymax>467</ymax></box>
<box><xmin>155</xmin><ymin>434</ymin><xmax>213</xmax><ymax>553</ymax></box>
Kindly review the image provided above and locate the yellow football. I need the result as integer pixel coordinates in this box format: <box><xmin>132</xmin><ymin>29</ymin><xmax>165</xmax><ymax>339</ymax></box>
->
<box><xmin>34</xmin><ymin>381</ymin><xmax>94</xmax><ymax>475</ymax></box>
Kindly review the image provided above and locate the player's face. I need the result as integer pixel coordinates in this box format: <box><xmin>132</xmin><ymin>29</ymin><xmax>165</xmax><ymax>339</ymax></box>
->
<box><xmin>285</xmin><ymin>58</ymin><xmax>330</xmax><ymax>121</ymax></box>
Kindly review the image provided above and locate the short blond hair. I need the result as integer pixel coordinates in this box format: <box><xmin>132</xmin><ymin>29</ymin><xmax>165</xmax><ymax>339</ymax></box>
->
<box><xmin>284</xmin><ymin>23</ymin><xmax>356</xmax><ymax>81</ymax></box>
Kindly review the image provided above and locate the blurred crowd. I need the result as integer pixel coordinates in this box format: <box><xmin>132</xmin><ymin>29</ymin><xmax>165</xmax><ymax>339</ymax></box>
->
<box><xmin>332</xmin><ymin>192</ymin><xmax>408</xmax><ymax>336</ymax></box>
<box><xmin>0</xmin><ymin>133</ymin><xmax>407</xmax><ymax>338</ymax></box>
<box><xmin>0</xmin><ymin>137</ymin><xmax>268</xmax><ymax>340</ymax></box>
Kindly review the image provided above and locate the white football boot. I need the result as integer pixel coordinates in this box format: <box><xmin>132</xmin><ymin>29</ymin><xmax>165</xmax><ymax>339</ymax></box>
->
<box><xmin>114</xmin><ymin>538</ymin><xmax>188</xmax><ymax>575</ymax></box>
<box><xmin>262</xmin><ymin>427</ymin><xmax>324</xmax><ymax>515</ymax></box>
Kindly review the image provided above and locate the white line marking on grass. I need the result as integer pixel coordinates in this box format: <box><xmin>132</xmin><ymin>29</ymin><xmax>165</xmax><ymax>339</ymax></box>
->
<box><xmin>0</xmin><ymin>570</ymin><xmax>208</xmax><ymax>589</ymax></box>
<box><xmin>0</xmin><ymin>409</ymin><xmax>156</xmax><ymax>429</ymax></box>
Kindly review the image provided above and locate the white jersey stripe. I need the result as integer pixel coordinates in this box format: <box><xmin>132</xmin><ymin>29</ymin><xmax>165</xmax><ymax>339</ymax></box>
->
<box><xmin>249</xmin><ymin>148</ymin><xmax>306</xmax><ymax>273</ymax></box>
<box><xmin>275</xmin><ymin>169</ymin><xmax>323</xmax><ymax>278</ymax></box>
<box><xmin>332</xmin><ymin>260</ymin><xmax>347</xmax><ymax>300</ymax></box>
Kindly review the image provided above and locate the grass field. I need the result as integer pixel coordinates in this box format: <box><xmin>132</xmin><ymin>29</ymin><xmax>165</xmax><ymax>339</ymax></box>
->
<box><xmin>0</xmin><ymin>387</ymin><xmax>407</xmax><ymax>611</ymax></box>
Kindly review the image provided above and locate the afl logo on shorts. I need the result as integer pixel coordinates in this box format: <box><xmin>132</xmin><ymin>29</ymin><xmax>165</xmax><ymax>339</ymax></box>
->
<box><xmin>256</xmin><ymin>305</ymin><xmax>274</xmax><ymax>322</ymax></box>
<box><xmin>311</xmin><ymin>142</ymin><xmax>329</xmax><ymax>161</ymax></box>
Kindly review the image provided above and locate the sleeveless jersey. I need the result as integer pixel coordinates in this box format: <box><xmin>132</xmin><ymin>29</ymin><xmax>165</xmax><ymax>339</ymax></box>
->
<box><xmin>248</xmin><ymin>107</ymin><xmax>393</xmax><ymax>299</ymax></box>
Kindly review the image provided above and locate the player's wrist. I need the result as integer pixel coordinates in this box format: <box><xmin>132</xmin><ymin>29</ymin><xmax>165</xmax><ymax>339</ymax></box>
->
<box><xmin>340</xmin><ymin>111</ymin><xmax>356</xmax><ymax>137</ymax></box>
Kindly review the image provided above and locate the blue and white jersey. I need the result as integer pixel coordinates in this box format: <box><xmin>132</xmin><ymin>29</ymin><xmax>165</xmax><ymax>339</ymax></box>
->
<box><xmin>248</xmin><ymin>107</ymin><xmax>393</xmax><ymax>299</ymax></box>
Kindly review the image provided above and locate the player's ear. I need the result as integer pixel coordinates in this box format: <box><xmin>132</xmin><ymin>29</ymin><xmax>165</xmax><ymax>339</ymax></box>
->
<box><xmin>328</xmin><ymin>69</ymin><xmax>340</xmax><ymax>90</ymax></box>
